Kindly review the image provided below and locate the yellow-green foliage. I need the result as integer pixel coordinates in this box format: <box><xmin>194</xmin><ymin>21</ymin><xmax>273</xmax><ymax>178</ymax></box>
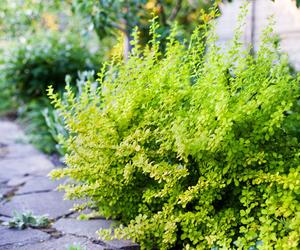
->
<box><xmin>49</xmin><ymin>7</ymin><xmax>300</xmax><ymax>250</ymax></box>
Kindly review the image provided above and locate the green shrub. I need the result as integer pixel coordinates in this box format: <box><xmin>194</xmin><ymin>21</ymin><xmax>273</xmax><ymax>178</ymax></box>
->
<box><xmin>49</xmin><ymin>7</ymin><xmax>300</xmax><ymax>250</ymax></box>
<box><xmin>3</xmin><ymin>31</ymin><xmax>99</xmax><ymax>102</ymax></box>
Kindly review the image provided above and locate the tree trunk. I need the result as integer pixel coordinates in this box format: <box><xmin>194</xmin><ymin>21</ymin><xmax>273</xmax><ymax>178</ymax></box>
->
<box><xmin>123</xmin><ymin>30</ymin><xmax>133</xmax><ymax>60</ymax></box>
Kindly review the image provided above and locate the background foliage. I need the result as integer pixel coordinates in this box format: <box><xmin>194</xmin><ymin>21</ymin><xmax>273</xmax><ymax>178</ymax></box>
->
<box><xmin>70</xmin><ymin>0</ymin><xmax>218</xmax><ymax>58</ymax></box>
<box><xmin>0</xmin><ymin>0</ymin><xmax>102</xmax><ymax>153</ymax></box>
<box><xmin>3</xmin><ymin>32</ymin><xmax>98</xmax><ymax>101</ymax></box>
<box><xmin>0</xmin><ymin>0</ymin><xmax>60</xmax><ymax>38</ymax></box>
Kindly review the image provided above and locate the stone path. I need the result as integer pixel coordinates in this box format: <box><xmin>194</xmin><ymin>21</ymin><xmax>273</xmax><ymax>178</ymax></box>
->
<box><xmin>217</xmin><ymin>0</ymin><xmax>300</xmax><ymax>70</ymax></box>
<box><xmin>0</xmin><ymin>119</ymin><xmax>138</xmax><ymax>250</ymax></box>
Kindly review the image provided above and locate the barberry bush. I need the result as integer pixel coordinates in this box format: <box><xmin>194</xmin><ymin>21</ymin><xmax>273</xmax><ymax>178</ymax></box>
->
<box><xmin>49</xmin><ymin>5</ymin><xmax>300</xmax><ymax>250</ymax></box>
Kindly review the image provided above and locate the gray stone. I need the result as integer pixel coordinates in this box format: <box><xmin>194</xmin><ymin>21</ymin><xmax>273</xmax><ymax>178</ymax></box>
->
<box><xmin>68</xmin><ymin>208</ymin><xmax>102</xmax><ymax>219</ymax></box>
<box><xmin>53</xmin><ymin>218</ymin><xmax>139</xmax><ymax>249</ymax></box>
<box><xmin>0</xmin><ymin>191</ymin><xmax>75</xmax><ymax>219</ymax></box>
<box><xmin>0</xmin><ymin>186</ymin><xmax>15</xmax><ymax>198</ymax></box>
<box><xmin>8</xmin><ymin>235</ymin><xmax>106</xmax><ymax>250</ymax></box>
<box><xmin>0</xmin><ymin>120</ymin><xmax>25</xmax><ymax>144</ymax></box>
<box><xmin>16</xmin><ymin>176</ymin><xmax>63</xmax><ymax>195</ymax></box>
<box><xmin>7</xmin><ymin>176</ymin><xmax>31</xmax><ymax>187</ymax></box>
<box><xmin>104</xmin><ymin>239</ymin><xmax>140</xmax><ymax>250</ymax></box>
<box><xmin>53</xmin><ymin>218</ymin><xmax>114</xmax><ymax>240</ymax></box>
<box><xmin>0</xmin><ymin>216</ymin><xmax>10</xmax><ymax>222</ymax></box>
<box><xmin>0</xmin><ymin>177</ymin><xmax>8</xmax><ymax>184</ymax></box>
<box><xmin>0</xmin><ymin>226</ymin><xmax>50</xmax><ymax>248</ymax></box>
<box><xmin>4</xmin><ymin>144</ymin><xmax>40</xmax><ymax>159</ymax></box>
<box><xmin>0</xmin><ymin>155</ymin><xmax>54</xmax><ymax>179</ymax></box>
<box><xmin>0</xmin><ymin>143</ymin><xmax>9</xmax><ymax>158</ymax></box>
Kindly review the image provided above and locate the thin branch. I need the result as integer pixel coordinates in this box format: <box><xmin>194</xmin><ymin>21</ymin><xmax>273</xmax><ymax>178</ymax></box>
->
<box><xmin>157</xmin><ymin>0</ymin><xmax>167</xmax><ymax>27</ymax></box>
<box><xmin>110</xmin><ymin>21</ymin><xmax>127</xmax><ymax>34</ymax></box>
<box><xmin>169</xmin><ymin>0</ymin><xmax>182</xmax><ymax>21</ymax></box>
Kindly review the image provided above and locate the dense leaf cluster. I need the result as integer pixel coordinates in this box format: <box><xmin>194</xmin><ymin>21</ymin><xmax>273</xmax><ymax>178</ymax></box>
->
<box><xmin>50</xmin><ymin>7</ymin><xmax>300</xmax><ymax>250</ymax></box>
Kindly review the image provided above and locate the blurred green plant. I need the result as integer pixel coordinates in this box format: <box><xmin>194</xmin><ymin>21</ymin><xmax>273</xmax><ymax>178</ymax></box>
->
<box><xmin>71</xmin><ymin>0</ymin><xmax>218</xmax><ymax>58</ymax></box>
<box><xmin>68</xmin><ymin>0</ymin><xmax>300</xmax><ymax>59</ymax></box>
<box><xmin>0</xmin><ymin>31</ymin><xmax>100</xmax><ymax>154</ymax></box>
<box><xmin>0</xmin><ymin>47</ymin><xmax>16</xmax><ymax>115</ymax></box>
<box><xmin>0</xmin><ymin>0</ymin><xmax>61</xmax><ymax>38</ymax></box>
<box><xmin>66</xmin><ymin>243</ymin><xmax>86</xmax><ymax>250</ymax></box>
<box><xmin>3</xmin><ymin>32</ymin><xmax>98</xmax><ymax>102</ymax></box>
<box><xmin>3</xmin><ymin>211</ymin><xmax>50</xmax><ymax>229</ymax></box>
<box><xmin>0</xmin><ymin>0</ymin><xmax>103</xmax><ymax>154</ymax></box>
<box><xmin>43</xmin><ymin>71</ymin><xmax>98</xmax><ymax>156</ymax></box>
<box><xmin>0</xmin><ymin>0</ymin><xmax>98</xmax><ymax>40</ymax></box>
<box><xmin>17</xmin><ymin>99</ymin><xmax>57</xmax><ymax>154</ymax></box>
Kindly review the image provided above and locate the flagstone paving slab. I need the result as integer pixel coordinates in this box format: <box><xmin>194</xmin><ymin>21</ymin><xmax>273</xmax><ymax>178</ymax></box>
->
<box><xmin>0</xmin><ymin>191</ymin><xmax>75</xmax><ymax>219</ymax></box>
<box><xmin>0</xmin><ymin>143</ymin><xmax>9</xmax><ymax>158</ymax></box>
<box><xmin>0</xmin><ymin>216</ymin><xmax>10</xmax><ymax>222</ymax></box>
<box><xmin>0</xmin><ymin>120</ymin><xmax>26</xmax><ymax>144</ymax></box>
<box><xmin>0</xmin><ymin>176</ymin><xmax>8</xmax><ymax>184</ymax></box>
<box><xmin>7</xmin><ymin>235</ymin><xmax>106</xmax><ymax>250</ymax></box>
<box><xmin>0</xmin><ymin>226</ymin><xmax>50</xmax><ymax>249</ymax></box>
<box><xmin>16</xmin><ymin>176</ymin><xmax>63</xmax><ymax>195</ymax></box>
<box><xmin>53</xmin><ymin>218</ymin><xmax>114</xmax><ymax>240</ymax></box>
<box><xmin>53</xmin><ymin>218</ymin><xmax>139</xmax><ymax>249</ymax></box>
<box><xmin>0</xmin><ymin>155</ymin><xmax>54</xmax><ymax>178</ymax></box>
<box><xmin>4</xmin><ymin>143</ymin><xmax>40</xmax><ymax>159</ymax></box>
<box><xmin>0</xmin><ymin>186</ymin><xmax>15</xmax><ymax>198</ymax></box>
<box><xmin>7</xmin><ymin>176</ymin><xmax>31</xmax><ymax>187</ymax></box>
